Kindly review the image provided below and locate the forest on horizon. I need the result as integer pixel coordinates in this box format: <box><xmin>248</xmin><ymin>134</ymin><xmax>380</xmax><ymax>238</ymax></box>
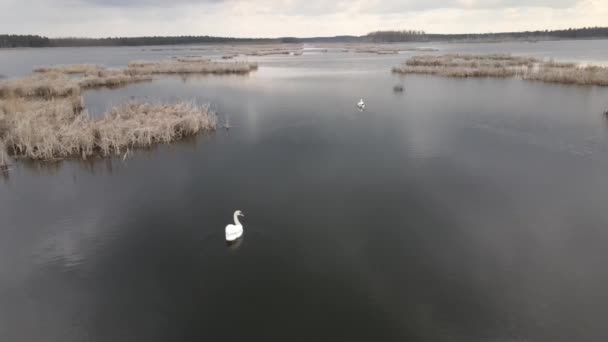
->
<box><xmin>1</xmin><ymin>27</ymin><xmax>607</xmax><ymax>48</ymax></box>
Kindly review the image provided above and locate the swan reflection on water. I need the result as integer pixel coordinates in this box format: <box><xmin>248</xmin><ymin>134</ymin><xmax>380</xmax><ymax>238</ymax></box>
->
<box><xmin>225</xmin><ymin>237</ymin><xmax>243</xmax><ymax>249</ymax></box>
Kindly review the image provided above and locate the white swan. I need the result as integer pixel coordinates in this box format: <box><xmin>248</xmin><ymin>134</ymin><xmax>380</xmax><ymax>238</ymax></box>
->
<box><xmin>357</xmin><ymin>99</ymin><xmax>365</xmax><ymax>110</ymax></box>
<box><xmin>225</xmin><ymin>210</ymin><xmax>244</xmax><ymax>241</ymax></box>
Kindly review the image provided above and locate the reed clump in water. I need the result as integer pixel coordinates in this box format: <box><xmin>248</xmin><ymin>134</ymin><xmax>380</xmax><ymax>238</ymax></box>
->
<box><xmin>94</xmin><ymin>101</ymin><xmax>217</xmax><ymax>156</ymax></box>
<box><xmin>0</xmin><ymin>73</ymin><xmax>80</xmax><ymax>99</ymax></box>
<box><xmin>0</xmin><ymin>139</ymin><xmax>10</xmax><ymax>171</ymax></box>
<box><xmin>32</xmin><ymin>64</ymin><xmax>154</xmax><ymax>89</ymax></box>
<box><xmin>0</xmin><ymin>96</ymin><xmax>92</xmax><ymax>160</ymax></box>
<box><xmin>127</xmin><ymin>59</ymin><xmax>258</xmax><ymax>75</ymax></box>
<box><xmin>34</xmin><ymin>64</ymin><xmax>105</xmax><ymax>74</ymax></box>
<box><xmin>176</xmin><ymin>57</ymin><xmax>211</xmax><ymax>63</ymax></box>
<box><xmin>79</xmin><ymin>69</ymin><xmax>153</xmax><ymax>89</ymax></box>
<box><xmin>392</xmin><ymin>54</ymin><xmax>608</xmax><ymax>86</ymax></box>
<box><xmin>524</xmin><ymin>64</ymin><xmax>608</xmax><ymax>86</ymax></box>
<box><xmin>354</xmin><ymin>46</ymin><xmax>439</xmax><ymax>54</ymax></box>
<box><xmin>0</xmin><ymin>96</ymin><xmax>216</xmax><ymax>160</ymax></box>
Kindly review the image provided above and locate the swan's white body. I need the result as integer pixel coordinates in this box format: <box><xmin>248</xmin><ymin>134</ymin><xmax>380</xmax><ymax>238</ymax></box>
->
<box><xmin>357</xmin><ymin>99</ymin><xmax>365</xmax><ymax>110</ymax></box>
<box><xmin>225</xmin><ymin>210</ymin><xmax>244</xmax><ymax>241</ymax></box>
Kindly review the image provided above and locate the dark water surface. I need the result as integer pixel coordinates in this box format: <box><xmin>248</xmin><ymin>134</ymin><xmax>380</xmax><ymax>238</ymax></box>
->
<box><xmin>2</xmin><ymin>42</ymin><xmax>608</xmax><ymax>341</ymax></box>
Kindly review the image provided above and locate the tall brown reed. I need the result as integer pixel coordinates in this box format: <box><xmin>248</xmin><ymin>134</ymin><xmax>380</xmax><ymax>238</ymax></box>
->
<box><xmin>0</xmin><ymin>97</ymin><xmax>216</xmax><ymax>160</ymax></box>
<box><xmin>0</xmin><ymin>73</ymin><xmax>80</xmax><ymax>99</ymax></box>
<box><xmin>392</xmin><ymin>54</ymin><xmax>608</xmax><ymax>86</ymax></box>
<box><xmin>127</xmin><ymin>59</ymin><xmax>258</xmax><ymax>75</ymax></box>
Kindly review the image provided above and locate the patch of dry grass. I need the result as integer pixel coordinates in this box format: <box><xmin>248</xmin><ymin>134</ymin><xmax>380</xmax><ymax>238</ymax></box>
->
<box><xmin>524</xmin><ymin>65</ymin><xmax>608</xmax><ymax>86</ymax></box>
<box><xmin>354</xmin><ymin>46</ymin><xmax>439</xmax><ymax>55</ymax></box>
<box><xmin>392</xmin><ymin>54</ymin><xmax>608</xmax><ymax>86</ymax></box>
<box><xmin>0</xmin><ymin>73</ymin><xmax>80</xmax><ymax>99</ymax></box>
<box><xmin>34</xmin><ymin>64</ymin><xmax>104</xmax><ymax>74</ymax></box>
<box><xmin>0</xmin><ymin>139</ymin><xmax>9</xmax><ymax>170</ymax></box>
<box><xmin>0</xmin><ymin>96</ymin><xmax>92</xmax><ymax>159</ymax></box>
<box><xmin>0</xmin><ymin>68</ymin><xmax>152</xmax><ymax>98</ymax></box>
<box><xmin>356</xmin><ymin>48</ymin><xmax>399</xmax><ymax>54</ymax></box>
<box><xmin>213</xmin><ymin>44</ymin><xmax>304</xmax><ymax>57</ymax></box>
<box><xmin>176</xmin><ymin>57</ymin><xmax>211</xmax><ymax>63</ymax></box>
<box><xmin>0</xmin><ymin>96</ymin><xmax>216</xmax><ymax>160</ymax></box>
<box><xmin>94</xmin><ymin>101</ymin><xmax>216</xmax><ymax>156</ymax></box>
<box><xmin>79</xmin><ymin>69</ymin><xmax>153</xmax><ymax>89</ymax></box>
<box><xmin>245</xmin><ymin>50</ymin><xmax>291</xmax><ymax>56</ymax></box>
<box><xmin>127</xmin><ymin>59</ymin><xmax>258</xmax><ymax>75</ymax></box>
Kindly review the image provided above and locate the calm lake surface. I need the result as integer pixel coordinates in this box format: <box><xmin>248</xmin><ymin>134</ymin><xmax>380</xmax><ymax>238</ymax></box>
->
<box><xmin>2</xmin><ymin>40</ymin><xmax>608</xmax><ymax>341</ymax></box>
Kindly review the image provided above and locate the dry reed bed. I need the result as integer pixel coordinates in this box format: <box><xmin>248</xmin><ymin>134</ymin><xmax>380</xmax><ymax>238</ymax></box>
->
<box><xmin>34</xmin><ymin>64</ymin><xmax>104</xmax><ymax>74</ymax></box>
<box><xmin>79</xmin><ymin>69</ymin><xmax>153</xmax><ymax>88</ymax></box>
<box><xmin>0</xmin><ymin>140</ymin><xmax>9</xmax><ymax>170</ymax></box>
<box><xmin>0</xmin><ymin>71</ymin><xmax>152</xmax><ymax>99</ymax></box>
<box><xmin>127</xmin><ymin>59</ymin><xmax>258</xmax><ymax>75</ymax></box>
<box><xmin>2</xmin><ymin>57</ymin><xmax>257</xmax><ymax>99</ymax></box>
<box><xmin>0</xmin><ymin>96</ymin><xmax>216</xmax><ymax>160</ymax></box>
<box><xmin>0</xmin><ymin>58</ymin><xmax>255</xmax><ymax>161</ymax></box>
<box><xmin>214</xmin><ymin>44</ymin><xmax>304</xmax><ymax>57</ymax></box>
<box><xmin>175</xmin><ymin>57</ymin><xmax>211</xmax><ymax>63</ymax></box>
<box><xmin>244</xmin><ymin>49</ymin><xmax>302</xmax><ymax>56</ymax></box>
<box><xmin>354</xmin><ymin>46</ymin><xmax>439</xmax><ymax>54</ymax></box>
<box><xmin>392</xmin><ymin>54</ymin><xmax>608</xmax><ymax>86</ymax></box>
<box><xmin>30</xmin><ymin>63</ymin><xmax>153</xmax><ymax>89</ymax></box>
<box><xmin>0</xmin><ymin>73</ymin><xmax>80</xmax><ymax>99</ymax></box>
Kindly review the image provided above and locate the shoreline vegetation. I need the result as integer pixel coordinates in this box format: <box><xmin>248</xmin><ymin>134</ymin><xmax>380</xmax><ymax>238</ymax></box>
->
<box><xmin>0</xmin><ymin>57</ymin><xmax>260</xmax><ymax>161</ymax></box>
<box><xmin>392</xmin><ymin>54</ymin><xmax>608</xmax><ymax>86</ymax></box>
<box><xmin>0</xmin><ymin>96</ymin><xmax>217</xmax><ymax>161</ymax></box>
<box><xmin>127</xmin><ymin>59</ymin><xmax>258</xmax><ymax>74</ymax></box>
<box><xmin>1</xmin><ymin>27</ymin><xmax>608</xmax><ymax>48</ymax></box>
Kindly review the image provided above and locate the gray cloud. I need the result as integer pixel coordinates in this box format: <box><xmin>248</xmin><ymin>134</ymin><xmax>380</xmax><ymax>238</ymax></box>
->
<box><xmin>76</xmin><ymin>0</ymin><xmax>579</xmax><ymax>12</ymax></box>
<box><xmin>0</xmin><ymin>0</ymin><xmax>604</xmax><ymax>37</ymax></box>
<box><xmin>78</xmin><ymin>0</ymin><xmax>224</xmax><ymax>6</ymax></box>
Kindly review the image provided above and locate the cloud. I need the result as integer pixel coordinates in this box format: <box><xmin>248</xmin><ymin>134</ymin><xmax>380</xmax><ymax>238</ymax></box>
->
<box><xmin>0</xmin><ymin>0</ymin><xmax>605</xmax><ymax>37</ymax></box>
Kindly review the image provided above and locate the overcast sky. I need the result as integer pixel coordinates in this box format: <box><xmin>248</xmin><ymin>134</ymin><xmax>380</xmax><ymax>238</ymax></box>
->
<box><xmin>1</xmin><ymin>0</ymin><xmax>606</xmax><ymax>38</ymax></box>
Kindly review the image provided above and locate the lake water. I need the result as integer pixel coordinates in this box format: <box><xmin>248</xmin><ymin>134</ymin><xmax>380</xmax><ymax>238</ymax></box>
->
<box><xmin>2</xmin><ymin>40</ymin><xmax>608</xmax><ymax>341</ymax></box>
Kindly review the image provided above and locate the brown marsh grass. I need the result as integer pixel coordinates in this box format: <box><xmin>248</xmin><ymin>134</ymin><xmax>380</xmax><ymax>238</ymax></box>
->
<box><xmin>34</xmin><ymin>64</ymin><xmax>104</xmax><ymax>74</ymax></box>
<box><xmin>0</xmin><ymin>97</ymin><xmax>216</xmax><ymax>160</ymax></box>
<box><xmin>0</xmin><ymin>96</ymin><xmax>91</xmax><ymax>159</ymax></box>
<box><xmin>524</xmin><ymin>64</ymin><xmax>608</xmax><ymax>86</ymax></box>
<box><xmin>0</xmin><ymin>73</ymin><xmax>80</xmax><ymax>99</ymax></box>
<box><xmin>0</xmin><ymin>139</ymin><xmax>10</xmax><ymax>170</ymax></box>
<box><xmin>79</xmin><ymin>69</ymin><xmax>153</xmax><ymax>89</ymax></box>
<box><xmin>94</xmin><ymin>101</ymin><xmax>216</xmax><ymax>156</ymax></box>
<box><xmin>0</xmin><ymin>69</ymin><xmax>152</xmax><ymax>99</ymax></box>
<box><xmin>392</xmin><ymin>54</ymin><xmax>608</xmax><ymax>86</ymax></box>
<box><xmin>127</xmin><ymin>59</ymin><xmax>258</xmax><ymax>75</ymax></box>
<box><xmin>176</xmin><ymin>57</ymin><xmax>211</xmax><ymax>63</ymax></box>
<box><xmin>354</xmin><ymin>46</ymin><xmax>439</xmax><ymax>55</ymax></box>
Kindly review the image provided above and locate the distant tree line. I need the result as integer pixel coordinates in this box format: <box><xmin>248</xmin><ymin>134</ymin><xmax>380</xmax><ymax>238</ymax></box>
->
<box><xmin>366</xmin><ymin>30</ymin><xmax>427</xmax><ymax>42</ymax></box>
<box><xmin>0</xmin><ymin>35</ymin><xmax>50</xmax><ymax>48</ymax></box>
<box><xmin>366</xmin><ymin>27</ymin><xmax>608</xmax><ymax>42</ymax></box>
<box><xmin>1</xmin><ymin>27</ymin><xmax>607</xmax><ymax>48</ymax></box>
<box><xmin>49</xmin><ymin>35</ymin><xmax>278</xmax><ymax>47</ymax></box>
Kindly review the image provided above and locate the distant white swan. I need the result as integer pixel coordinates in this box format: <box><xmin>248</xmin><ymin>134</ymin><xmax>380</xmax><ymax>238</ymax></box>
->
<box><xmin>223</xmin><ymin>116</ymin><xmax>232</xmax><ymax>130</ymax></box>
<box><xmin>357</xmin><ymin>99</ymin><xmax>365</xmax><ymax>110</ymax></box>
<box><xmin>225</xmin><ymin>210</ymin><xmax>244</xmax><ymax>241</ymax></box>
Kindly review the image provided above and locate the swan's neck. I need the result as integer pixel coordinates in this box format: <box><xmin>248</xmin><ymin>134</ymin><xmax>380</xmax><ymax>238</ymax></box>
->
<box><xmin>233</xmin><ymin>212</ymin><xmax>242</xmax><ymax>226</ymax></box>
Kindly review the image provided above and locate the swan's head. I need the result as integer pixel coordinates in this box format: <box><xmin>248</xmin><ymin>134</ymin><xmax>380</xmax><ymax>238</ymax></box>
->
<box><xmin>235</xmin><ymin>210</ymin><xmax>244</xmax><ymax>217</ymax></box>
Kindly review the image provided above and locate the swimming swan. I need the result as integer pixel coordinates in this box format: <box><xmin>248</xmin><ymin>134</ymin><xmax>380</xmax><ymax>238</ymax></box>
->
<box><xmin>357</xmin><ymin>99</ymin><xmax>365</xmax><ymax>110</ymax></box>
<box><xmin>225</xmin><ymin>210</ymin><xmax>244</xmax><ymax>241</ymax></box>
